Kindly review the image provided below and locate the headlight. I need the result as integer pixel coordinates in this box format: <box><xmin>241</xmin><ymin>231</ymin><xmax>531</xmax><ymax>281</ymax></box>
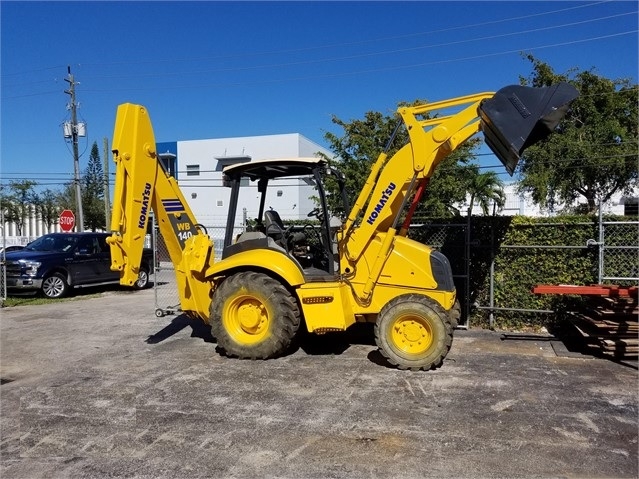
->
<box><xmin>18</xmin><ymin>260</ymin><xmax>41</xmax><ymax>277</ymax></box>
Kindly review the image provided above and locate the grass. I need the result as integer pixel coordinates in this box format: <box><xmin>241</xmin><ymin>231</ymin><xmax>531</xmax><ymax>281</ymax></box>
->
<box><xmin>1</xmin><ymin>285</ymin><xmax>134</xmax><ymax>308</ymax></box>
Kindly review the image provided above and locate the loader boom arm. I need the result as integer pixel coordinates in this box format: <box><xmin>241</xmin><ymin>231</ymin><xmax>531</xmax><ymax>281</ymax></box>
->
<box><xmin>340</xmin><ymin>83</ymin><xmax>578</xmax><ymax>303</ymax></box>
<box><xmin>342</xmin><ymin>92</ymin><xmax>493</xmax><ymax>263</ymax></box>
<box><xmin>107</xmin><ymin>104</ymin><xmax>213</xmax><ymax>319</ymax></box>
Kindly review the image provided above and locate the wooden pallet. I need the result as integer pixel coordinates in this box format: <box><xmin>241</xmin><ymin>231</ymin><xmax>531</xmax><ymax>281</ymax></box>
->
<box><xmin>567</xmin><ymin>297</ymin><xmax>638</xmax><ymax>358</ymax></box>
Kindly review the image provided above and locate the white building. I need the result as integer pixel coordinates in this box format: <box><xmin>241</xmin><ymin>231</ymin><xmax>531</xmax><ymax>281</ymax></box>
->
<box><xmin>461</xmin><ymin>182</ymin><xmax>637</xmax><ymax>217</ymax></box>
<box><xmin>157</xmin><ymin>133</ymin><xmax>332</xmax><ymax>229</ymax></box>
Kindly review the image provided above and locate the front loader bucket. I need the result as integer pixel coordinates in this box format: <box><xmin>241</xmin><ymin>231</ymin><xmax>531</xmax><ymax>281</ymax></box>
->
<box><xmin>478</xmin><ymin>83</ymin><xmax>579</xmax><ymax>175</ymax></box>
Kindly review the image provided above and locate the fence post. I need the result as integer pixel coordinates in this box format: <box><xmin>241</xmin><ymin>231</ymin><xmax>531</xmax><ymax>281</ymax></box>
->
<box><xmin>1</xmin><ymin>210</ymin><xmax>5</xmax><ymax>302</ymax></box>
<box><xmin>489</xmin><ymin>217</ymin><xmax>495</xmax><ymax>330</ymax></box>
<box><xmin>598</xmin><ymin>201</ymin><xmax>604</xmax><ymax>284</ymax></box>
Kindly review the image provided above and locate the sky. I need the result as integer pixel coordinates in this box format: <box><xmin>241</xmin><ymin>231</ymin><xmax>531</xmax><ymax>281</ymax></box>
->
<box><xmin>1</xmin><ymin>1</ymin><xmax>637</xmax><ymax>192</ymax></box>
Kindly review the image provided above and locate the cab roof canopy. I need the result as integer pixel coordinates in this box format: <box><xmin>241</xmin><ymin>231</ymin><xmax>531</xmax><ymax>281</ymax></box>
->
<box><xmin>222</xmin><ymin>157</ymin><xmax>326</xmax><ymax>181</ymax></box>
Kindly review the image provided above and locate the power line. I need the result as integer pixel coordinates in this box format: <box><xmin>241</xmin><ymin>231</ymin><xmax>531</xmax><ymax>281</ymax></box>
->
<box><xmin>78</xmin><ymin>11</ymin><xmax>636</xmax><ymax>83</ymax></box>
<box><xmin>73</xmin><ymin>0</ymin><xmax>616</xmax><ymax>69</ymax></box>
<box><xmin>3</xmin><ymin>151</ymin><xmax>634</xmax><ymax>185</ymax></box>
<box><xmin>73</xmin><ymin>31</ymin><xmax>636</xmax><ymax>94</ymax></box>
<box><xmin>2</xmin><ymin>3</ymin><xmax>634</xmax><ymax>98</ymax></box>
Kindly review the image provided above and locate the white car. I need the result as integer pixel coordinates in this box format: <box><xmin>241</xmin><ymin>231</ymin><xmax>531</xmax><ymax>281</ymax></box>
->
<box><xmin>0</xmin><ymin>245</ymin><xmax>25</xmax><ymax>255</ymax></box>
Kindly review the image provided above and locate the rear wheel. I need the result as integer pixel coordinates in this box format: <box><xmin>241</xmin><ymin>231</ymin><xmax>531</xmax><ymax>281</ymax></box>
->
<box><xmin>374</xmin><ymin>294</ymin><xmax>453</xmax><ymax>371</ymax></box>
<box><xmin>41</xmin><ymin>272</ymin><xmax>69</xmax><ymax>299</ymax></box>
<box><xmin>210</xmin><ymin>271</ymin><xmax>301</xmax><ymax>359</ymax></box>
<box><xmin>449</xmin><ymin>299</ymin><xmax>461</xmax><ymax>328</ymax></box>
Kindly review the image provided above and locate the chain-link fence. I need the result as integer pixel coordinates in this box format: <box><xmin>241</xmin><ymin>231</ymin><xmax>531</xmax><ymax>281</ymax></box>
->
<box><xmin>471</xmin><ymin>221</ymin><xmax>597</xmax><ymax>329</ymax></box>
<box><xmin>599</xmin><ymin>217</ymin><xmax>639</xmax><ymax>283</ymax></box>
<box><xmin>412</xmin><ymin>220</ymin><xmax>471</xmax><ymax>327</ymax></box>
<box><xmin>409</xmin><ymin>211</ymin><xmax>638</xmax><ymax>330</ymax></box>
<box><xmin>149</xmin><ymin>209</ymin><xmax>637</xmax><ymax>328</ymax></box>
<box><xmin>1</xmin><ymin>250</ymin><xmax>5</xmax><ymax>303</ymax></box>
<box><xmin>0</xmin><ymin>233</ymin><xmax>34</xmax><ymax>303</ymax></box>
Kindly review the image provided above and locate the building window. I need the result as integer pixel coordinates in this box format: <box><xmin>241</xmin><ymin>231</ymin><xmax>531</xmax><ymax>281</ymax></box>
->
<box><xmin>159</xmin><ymin>152</ymin><xmax>178</xmax><ymax>179</ymax></box>
<box><xmin>186</xmin><ymin>164</ymin><xmax>200</xmax><ymax>176</ymax></box>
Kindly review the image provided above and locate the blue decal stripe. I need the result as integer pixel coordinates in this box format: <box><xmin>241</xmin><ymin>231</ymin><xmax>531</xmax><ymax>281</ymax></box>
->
<box><xmin>161</xmin><ymin>199</ymin><xmax>185</xmax><ymax>212</ymax></box>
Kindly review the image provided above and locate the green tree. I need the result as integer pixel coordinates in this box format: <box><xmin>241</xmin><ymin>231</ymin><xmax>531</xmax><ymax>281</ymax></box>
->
<box><xmin>466</xmin><ymin>168</ymin><xmax>505</xmax><ymax>216</ymax></box>
<box><xmin>517</xmin><ymin>55</ymin><xmax>638</xmax><ymax>213</ymax></box>
<box><xmin>0</xmin><ymin>180</ymin><xmax>38</xmax><ymax>235</ymax></box>
<box><xmin>322</xmin><ymin>110</ymin><xmax>401</xmax><ymax>216</ymax></box>
<box><xmin>83</xmin><ymin>141</ymin><xmax>105</xmax><ymax>231</ymax></box>
<box><xmin>322</xmin><ymin>104</ymin><xmax>487</xmax><ymax>218</ymax></box>
<box><xmin>420</xmin><ymin>139</ymin><xmax>485</xmax><ymax>217</ymax></box>
<box><xmin>33</xmin><ymin>188</ymin><xmax>61</xmax><ymax>230</ymax></box>
<box><xmin>56</xmin><ymin>182</ymin><xmax>77</xmax><ymax>212</ymax></box>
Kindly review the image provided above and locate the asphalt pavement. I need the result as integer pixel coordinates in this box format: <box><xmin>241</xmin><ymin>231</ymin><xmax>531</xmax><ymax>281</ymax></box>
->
<box><xmin>1</xmin><ymin>288</ymin><xmax>637</xmax><ymax>479</ymax></box>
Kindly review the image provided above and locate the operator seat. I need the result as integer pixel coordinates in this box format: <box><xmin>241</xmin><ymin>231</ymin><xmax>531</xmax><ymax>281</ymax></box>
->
<box><xmin>264</xmin><ymin>209</ymin><xmax>306</xmax><ymax>252</ymax></box>
<box><xmin>264</xmin><ymin>210</ymin><xmax>286</xmax><ymax>243</ymax></box>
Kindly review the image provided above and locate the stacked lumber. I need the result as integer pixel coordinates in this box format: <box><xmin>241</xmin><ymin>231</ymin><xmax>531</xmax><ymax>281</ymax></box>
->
<box><xmin>568</xmin><ymin>296</ymin><xmax>638</xmax><ymax>358</ymax></box>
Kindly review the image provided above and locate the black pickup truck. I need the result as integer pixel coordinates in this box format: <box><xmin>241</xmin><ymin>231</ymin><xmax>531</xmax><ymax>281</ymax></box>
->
<box><xmin>3</xmin><ymin>232</ymin><xmax>154</xmax><ymax>299</ymax></box>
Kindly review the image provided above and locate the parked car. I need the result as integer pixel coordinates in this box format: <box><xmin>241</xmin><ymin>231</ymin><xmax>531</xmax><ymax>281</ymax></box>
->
<box><xmin>2</xmin><ymin>232</ymin><xmax>153</xmax><ymax>298</ymax></box>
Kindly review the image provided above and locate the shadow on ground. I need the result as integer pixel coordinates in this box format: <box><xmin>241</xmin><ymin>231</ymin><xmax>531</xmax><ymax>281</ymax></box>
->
<box><xmin>146</xmin><ymin>314</ymin><xmax>215</xmax><ymax>344</ymax></box>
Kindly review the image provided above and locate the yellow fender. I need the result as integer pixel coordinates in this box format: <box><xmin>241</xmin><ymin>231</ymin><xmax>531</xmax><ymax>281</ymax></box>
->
<box><xmin>205</xmin><ymin>249</ymin><xmax>306</xmax><ymax>288</ymax></box>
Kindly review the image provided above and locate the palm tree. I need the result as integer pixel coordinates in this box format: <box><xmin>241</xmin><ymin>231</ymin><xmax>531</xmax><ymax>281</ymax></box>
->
<box><xmin>466</xmin><ymin>168</ymin><xmax>505</xmax><ymax>216</ymax></box>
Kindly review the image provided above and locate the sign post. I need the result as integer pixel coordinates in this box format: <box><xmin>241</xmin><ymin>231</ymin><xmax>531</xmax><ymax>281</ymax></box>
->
<box><xmin>59</xmin><ymin>209</ymin><xmax>76</xmax><ymax>232</ymax></box>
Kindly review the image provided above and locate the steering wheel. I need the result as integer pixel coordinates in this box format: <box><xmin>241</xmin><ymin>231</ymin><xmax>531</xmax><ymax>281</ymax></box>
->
<box><xmin>307</xmin><ymin>208</ymin><xmax>321</xmax><ymax>219</ymax></box>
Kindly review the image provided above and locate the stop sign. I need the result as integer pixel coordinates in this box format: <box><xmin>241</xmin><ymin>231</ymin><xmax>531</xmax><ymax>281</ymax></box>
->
<box><xmin>59</xmin><ymin>209</ymin><xmax>75</xmax><ymax>232</ymax></box>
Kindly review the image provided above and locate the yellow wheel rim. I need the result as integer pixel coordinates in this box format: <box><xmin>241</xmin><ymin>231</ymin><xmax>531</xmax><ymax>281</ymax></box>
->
<box><xmin>222</xmin><ymin>293</ymin><xmax>271</xmax><ymax>345</ymax></box>
<box><xmin>390</xmin><ymin>313</ymin><xmax>434</xmax><ymax>357</ymax></box>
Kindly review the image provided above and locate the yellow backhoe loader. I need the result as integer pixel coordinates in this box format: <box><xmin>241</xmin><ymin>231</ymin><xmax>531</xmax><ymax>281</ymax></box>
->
<box><xmin>108</xmin><ymin>83</ymin><xmax>578</xmax><ymax>370</ymax></box>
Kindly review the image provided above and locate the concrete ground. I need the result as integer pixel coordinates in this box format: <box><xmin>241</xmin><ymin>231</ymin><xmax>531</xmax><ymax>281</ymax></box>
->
<box><xmin>1</xmin><ymin>287</ymin><xmax>637</xmax><ymax>479</ymax></box>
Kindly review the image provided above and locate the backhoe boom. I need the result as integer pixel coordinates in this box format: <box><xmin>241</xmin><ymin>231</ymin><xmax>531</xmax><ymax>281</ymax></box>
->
<box><xmin>107</xmin><ymin>104</ymin><xmax>213</xmax><ymax>319</ymax></box>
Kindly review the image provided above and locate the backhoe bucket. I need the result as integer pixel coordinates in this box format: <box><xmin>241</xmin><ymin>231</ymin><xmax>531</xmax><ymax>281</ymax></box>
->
<box><xmin>478</xmin><ymin>83</ymin><xmax>579</xmax><ymax>175</ymax></box>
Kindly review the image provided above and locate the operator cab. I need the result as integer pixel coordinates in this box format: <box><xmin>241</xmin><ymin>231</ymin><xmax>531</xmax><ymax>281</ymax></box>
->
<box><xmin>221</xmin><ymin>157</ymin><xmax>345</xmax><ymax>279</ymax></box>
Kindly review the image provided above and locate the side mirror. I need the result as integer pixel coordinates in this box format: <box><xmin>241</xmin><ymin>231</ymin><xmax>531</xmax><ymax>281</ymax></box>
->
<box><xmin>478</xmin><ymin>83</ymin><xmax>579</xmax><ymax>175</ymax></box>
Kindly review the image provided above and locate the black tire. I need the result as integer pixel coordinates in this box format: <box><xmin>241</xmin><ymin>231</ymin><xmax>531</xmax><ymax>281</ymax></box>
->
<box><xmin>449</xmin><ymin>299</ymin><xmax>461</xmax><ymax>329</ymax></box>
<box><xmin>41</xmin><ymin>272</ymin><xmax>69</xmax><ymax>299</ymax></box>
<box><xmin>374</xmin><ymin>294</ymin><xmax>453</xmax><ymax>371</ymax></box>
<box><xmin>134</xmin><ymin>265</ymin><xmax>150</xmax><ymax>290</ymax></box>
<box><xmin>210</xmin><ymin>271</ymin><xmax>301</xmax><ymax>359</ymax></box>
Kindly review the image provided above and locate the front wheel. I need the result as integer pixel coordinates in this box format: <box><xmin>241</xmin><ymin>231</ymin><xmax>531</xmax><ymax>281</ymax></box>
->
<box><xmin>374</xmin><ymin>294</ymin><xmax>453</xmax><ymax>371</ymax></box>
<box><xmin>41</xmin><ymin>272</ymin><xmax>69</xmax><ymax>299</ymax></box>
<box><xmin>210</xmin><ymin>271</ymin><xmax>301</xmax><ymax>359</ymax></box>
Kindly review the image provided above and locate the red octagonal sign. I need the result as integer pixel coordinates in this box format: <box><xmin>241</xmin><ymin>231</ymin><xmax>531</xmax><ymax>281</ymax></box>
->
<box><xmin>59</xmin><ymin>209</ymin><xmax>75</xmax><ymax>232</ymax></box>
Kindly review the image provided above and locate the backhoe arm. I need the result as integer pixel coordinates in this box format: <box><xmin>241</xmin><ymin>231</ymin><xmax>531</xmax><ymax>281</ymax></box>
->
<box><xmin>107</xmin><ymin>103</ymin><xmax>213</xmax><ymax>320</ymax></box>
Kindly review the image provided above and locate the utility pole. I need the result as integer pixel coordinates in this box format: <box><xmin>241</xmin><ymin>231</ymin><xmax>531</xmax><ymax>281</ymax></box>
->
<box><xmin>64</xmin><ymin>65</ymin><xmax>85</xmax><ymax>232</ymax></box>
<box><xmin>103</xmin><ymin>137</ymin><xmax>111</xmax><ymax>227</ymax></box>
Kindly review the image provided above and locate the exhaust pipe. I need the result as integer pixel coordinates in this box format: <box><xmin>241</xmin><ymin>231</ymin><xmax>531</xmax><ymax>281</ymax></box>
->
<box><xmin>478</xmin><ymin>83</ymin><xmax>579</xmax><ymax>175</ymax></box>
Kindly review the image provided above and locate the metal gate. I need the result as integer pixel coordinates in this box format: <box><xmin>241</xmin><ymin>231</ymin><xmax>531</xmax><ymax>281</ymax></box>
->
<box><xmin>596</xmin><ymin>208</ymin><xmax>639</xmax><ymax>284</ymax></box>
<box><xmin>415</xmin><ymin>220</ymin><xmax>471</xmax><ymax>328</ymax></box>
